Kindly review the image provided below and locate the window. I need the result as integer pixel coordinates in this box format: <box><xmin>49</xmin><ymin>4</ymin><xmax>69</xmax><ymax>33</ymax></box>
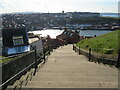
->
<box><xmin>13</xmin><ymin>36</ymin><xmax>24</xmax><ymax>45</ymax></box>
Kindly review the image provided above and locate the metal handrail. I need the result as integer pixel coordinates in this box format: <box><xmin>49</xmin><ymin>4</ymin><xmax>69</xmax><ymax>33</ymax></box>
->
<box><xmin>0</xmin><ymin>60</ymin><xmax>35</xmax><ymax>89</ymax></box>
<box><xmin>0</xmin><ymin>44</ymin><xmax>60</xmax><ymax>90</ymax></box>
<box><xmin>0</xmin><ymin>49</ymin><xmax>43</xmax><ymax>89</ymax></box>
<box><xmin>0</xmin><ymin>50</ymin><xmax>37</xmax><ymax>89</ymax></box>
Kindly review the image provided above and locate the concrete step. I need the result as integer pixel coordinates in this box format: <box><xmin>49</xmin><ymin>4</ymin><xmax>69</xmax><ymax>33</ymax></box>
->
<box><xmin>31</xmin><ymin>72</ymin><xmax>117</xmax><ymax>77</ymax></box>
<box><xmin>22</xmin><ymin>44</ymin><xmax>118</xmax><ymax>88</ymax></box>
<box><xmin>24</xmin><ymin>81</ymin><xmax>117</xmax><ymax>88</ymax></box>
<box><xmin>31</xmin><ymin>75</ymin><xmax>117</xmax><ymax>82</ymax></box>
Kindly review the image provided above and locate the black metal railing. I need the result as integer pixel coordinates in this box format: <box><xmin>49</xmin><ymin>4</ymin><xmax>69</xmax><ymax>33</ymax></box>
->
<box><xmin>0</xmin><ymin>44</ymin><xmax>60</xmax><ymax>90</ymax></box>
<box><xmin>42</xmin><ymin>44</ymin><xmax>60</xmax><ymax>63</ymax></box>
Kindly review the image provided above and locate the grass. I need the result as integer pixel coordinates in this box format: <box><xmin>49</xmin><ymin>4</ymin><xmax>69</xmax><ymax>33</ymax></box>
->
<box><xmin>77</xmin><ymin>30</ymin><xmax>120</xmax><ymax>54</ymax></box>
<box><xmin>0</xmin><ymin>56</ymin><xmax>14</xmax><ymax>63</ymax></box>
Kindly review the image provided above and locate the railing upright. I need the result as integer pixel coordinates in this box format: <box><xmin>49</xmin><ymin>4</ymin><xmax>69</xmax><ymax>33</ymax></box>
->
<box><xmin>79</xmin><ymin>46</ymin><xmax>81</xmax><ymax>55</ymax></box>
<box><xmin>48</xmin><ymin>45</ymin><xmax>50</xmax><ymax>55</ymax></box>
<box><xmin>43</xmin><ymin>47</ymin><xmax>46</xmax><ymax>64</ymax></box>
<box><xmin>73</xmin><ymin>44</ymin><xmax>74</xmax><ymax>50</ymax></box>
<box><xmin>75</xmin><ymin>45</ymin><xmax>76</xmax><ymax>52</ymax></box>
<box><xmin>116</xmin><ymin>49</ymin><xmax>120</xmax><ymax>68</ymax></box>
<box><xmin>33</xmin><ymin>46</ymin><xmax>37</xmax><ymax>76</ymax></box>
<box><xmin>89</xmin><ymin>48</ymin><xmax>91</xmax><ymax>62</ymax></box>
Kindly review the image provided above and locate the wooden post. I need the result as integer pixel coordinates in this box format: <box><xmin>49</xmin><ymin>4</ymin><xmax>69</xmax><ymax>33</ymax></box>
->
<box><xmin>43</xmin><ymin>47</ymin><xmax>46</xmax><ymax>64</ymax></box>
<box><xmin>75</xmin><ymin>46</ymin><xmax>76</xmax><ymax>52</ymax></box>
<box><xmin>73</xmin><ymin>44</ymin><xmax>74</xmax><ymax>50</ymax></box>
<box><xmin>116</xmin><ymin>49</ymin><xmax>120</xmax><ymax>68</ymax></box>
<box><xmin>34</xmin><ymin>46</ymin><xmax>37</xmax><ymax>68</ymax></box>
<box><xmin>79</xmin><ymin>46</ymin><xmax>81</xmax><ymax>55</ymax></box>
<box><xmin>51</xmin><ymin>45</ymin><xmax>53</xmax><ymax>52</ymax></box>
<box><xmin>48</xmin><ymin>45</ymin><xmax>50</xmax><ymax>55</ymax></box>
<box><xmin>89</xmin><ymin>48</ymin><xmax>91</xmax><ymax>62</ymax></box>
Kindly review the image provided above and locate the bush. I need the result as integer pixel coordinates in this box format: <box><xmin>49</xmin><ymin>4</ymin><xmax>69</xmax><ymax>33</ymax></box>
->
<box><xmin>103</xmin><ymin>50</ymin><xmax>113</xmax><ymax>54</ymax></box>
<box><xmin>85</xmin><ymin>44</ymin><xmax>89</xmax><ymax>48</ymax></box>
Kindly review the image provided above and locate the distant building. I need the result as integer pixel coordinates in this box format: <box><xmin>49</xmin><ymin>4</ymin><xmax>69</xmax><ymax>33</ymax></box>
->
<box><xmin>56</xmin><ymin>29</ymin><xmax>80</xmax><ymax>44</ymax></box>
<box><xmin>66</xmin><ymin>24</ymin><xmax>93</xmax><ymax>30</ymax></box>
<box><xmin>66</xmin><ymin>12</ymin><xmax>100</xmax><ymax>18</ymax></box>
<box><xmin>1</xmin><ymin>28</ymin><xmax>43</xmax><ymax>56</ymax></box>
<box><xmin>112</xmin><ymin>26</ymin><xmax>120</xmax><ymax>30</ymax></box>
<box><xmin>2</xmin><ymin>28</ymin><xmax>43</xmax><ymax>56</ymax></box>
<box><xmin>2</xmin><ymin>28</ymin><xmax>30</xmax><ymax>56</ymax></box>
<box><xmin>28</xmin><ymin>32</ymin><xmax>43</xmax><ymax>57</ymax></box>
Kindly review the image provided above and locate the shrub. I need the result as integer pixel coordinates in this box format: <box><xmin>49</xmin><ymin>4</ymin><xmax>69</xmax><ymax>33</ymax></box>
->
<box><xmin>103</xmin><ymin>50</ymin><xmax>113</xmax><ymax>54</ymax></box>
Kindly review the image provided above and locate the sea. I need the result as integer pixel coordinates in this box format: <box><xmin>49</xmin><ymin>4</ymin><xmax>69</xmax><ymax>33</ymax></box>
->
<box><xmin>100</xmin><ymin>13</ymin><xmax>118</xmax><ymax>17</ymax></box>
<box><xmin>29</xmin><ymin>29</ymin><xmax>113</xmax><ymax>38</ymax></box>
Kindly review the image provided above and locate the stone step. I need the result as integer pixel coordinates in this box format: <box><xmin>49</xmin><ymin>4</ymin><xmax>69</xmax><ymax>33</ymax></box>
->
<box><xmin>37</xmin><ymin>67</ymin><xmax>117</xmax><ymax>74</ymax></box>
<box><xmin>31</xmin><ymin>72</ymin><xmax>117</xmax><ymax>77</ymax></box>
<box><xmin>22</xmin><ymin>44</ymin><xmax>118</xmax><ymax>88</ymax></box>
<box><xmin>24</xmin><ymin>81</ymin><xmax>117</xmax><ymax>88</ymax></box>
<box><xmin>31</xmin><ymin>75</ymin><xmax>117</xmax><ymax>82</ymax></box>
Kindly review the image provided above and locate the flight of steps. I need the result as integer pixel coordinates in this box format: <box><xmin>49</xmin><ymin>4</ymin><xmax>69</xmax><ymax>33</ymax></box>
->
<box><xmin>22</xmin><ymin>44</ymin><xmax>118</xmax><ymax>88</ymax></box>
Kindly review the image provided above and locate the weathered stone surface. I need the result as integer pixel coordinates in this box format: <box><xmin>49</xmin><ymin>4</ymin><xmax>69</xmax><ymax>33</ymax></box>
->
<box><xmin>24</xmin><ymin>45</ymin><xmax>118</xmax><ymax>88</ymax></box>
<box><xmin>6</xmin><ymin>59</ymin><xmax>45</xmax><ymax>89</ymax></box>
<box><xmin>2</xmin><ymin>51</ymin><xmax>35</xmax><ymax>84</ymax></box>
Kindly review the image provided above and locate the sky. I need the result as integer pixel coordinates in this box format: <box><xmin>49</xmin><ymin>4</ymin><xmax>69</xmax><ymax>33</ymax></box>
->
<box><xmin>0</xmin><ymin>0</ymin><xmax>119</xmax><ymax>13</ymax></box>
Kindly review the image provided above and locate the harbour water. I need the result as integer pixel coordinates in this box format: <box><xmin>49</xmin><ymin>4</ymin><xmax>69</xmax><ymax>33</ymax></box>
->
<box><xmin>79</xmin><ymin>30</ymin><xmax>112</xmax><ymax>36</ymax></box>
<box><xmin>29</xmin><ymin>29</ymin><xmax>113</xmax><ymax>38</ymax></box>
<box><xmin>101</xmin><ymin>14</ymin><xmax>118</xmax><ymax>17</ymax></box>
<box><xmin>100</xmin><ymin>13</ymin><xmax>118</xmax><ymax>17</ymax></box>
<box><xmin>29</xmin><ymin>29</ymin><xmax>64</xmax><ymax>38</ymax></box>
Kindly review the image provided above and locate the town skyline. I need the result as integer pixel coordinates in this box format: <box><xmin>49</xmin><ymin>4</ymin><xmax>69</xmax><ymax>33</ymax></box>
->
<box><xmin>0</xmin><ymin>0</ymin><xmax>119</xmax><ymax>14</ymax></box>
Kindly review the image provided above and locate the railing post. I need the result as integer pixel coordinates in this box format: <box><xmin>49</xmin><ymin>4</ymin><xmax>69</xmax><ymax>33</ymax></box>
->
<box><xmin>116</xmin><ymin>49</ymin><xmax>120</xmax><ymax>68</ymax></box>
<box><xmin>51</xmin><ymin>45</ymin><xmax>53</xmax><ymax>52</ymax></box>
<box><xmin>33</xmin><ymin>46</ymin><xmax>37</xmax><ymax>76</ymax></box>
<box><xmin>48</xmin><ymin>45</ymin><xmax>50</xmax><ymax>55</ymax></box>
<box><xmin>79</xmin><ymin>46</ymin><xmax>81</xmax><ymax>55</ymax></box>
<box><xmin>73</xmin><ymin>44</ymin><xmax>74</xmax><ymax>50</ymax></box>
<box><xmin>43</xmin><ymin>47</ymin><xmax>46</xmax><ymax>64</ymax></box>
<box><xmin>89</xmin><ymin>48</ymin><xmax>91</xmax><ymax>62</ymax></box>
<box><xmin>75</xmin><ymin>46</ymin><xmax>76</xmax><ymax>52</ymax></box>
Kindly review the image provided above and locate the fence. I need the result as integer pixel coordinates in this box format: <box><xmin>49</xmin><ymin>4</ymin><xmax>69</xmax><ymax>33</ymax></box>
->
<box><xmin>0</xmin><ymin>44</ymin><xmax>59</xmax><ymax>90</ymax></box>
<box><xmin>42</xmin><ymin>44</ymin><xmax>60</xmax><ymax>63</ymax></box>
<box><xmin>73</xmin><ymin>44</ymin><xmax>120</xmax><ymax>68</ymax></box>
<box><xmin>0</xmin><ymin>50</ymin><xmax>36</xmax><ymax>90</ymax></box>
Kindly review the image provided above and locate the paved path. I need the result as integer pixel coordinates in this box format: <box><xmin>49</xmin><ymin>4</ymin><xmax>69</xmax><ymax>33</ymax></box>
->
<box><xmin>24</xmin><ymin>44</ymin><xmax>118</xmax><ymax>88</ymax></box>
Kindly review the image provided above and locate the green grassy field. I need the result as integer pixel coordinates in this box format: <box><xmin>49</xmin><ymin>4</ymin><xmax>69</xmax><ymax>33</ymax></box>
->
<box><xmin>77</xmin><ymin>30</ymin><xmax>120</xmax><ymax>54</ymax></box>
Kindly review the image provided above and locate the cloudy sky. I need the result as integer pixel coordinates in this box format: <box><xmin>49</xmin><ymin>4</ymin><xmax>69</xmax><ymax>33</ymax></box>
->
<box><xmin>0</xmin><ymin>0</ymin><xmax>119</xmax><ymax>13</ymax></box>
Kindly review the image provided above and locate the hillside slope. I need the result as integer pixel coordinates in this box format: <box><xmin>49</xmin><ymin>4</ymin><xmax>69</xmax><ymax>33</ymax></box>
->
<box><xmin>77</xmin><ymin>30</ymin><xmax>120</xmax><ymax>54</ymax></box>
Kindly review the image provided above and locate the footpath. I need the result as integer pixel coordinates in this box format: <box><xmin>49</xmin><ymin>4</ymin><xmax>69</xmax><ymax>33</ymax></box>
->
<box><xmin>23</xmin><ymin>44</ymin><xmax>118</xmax><ymax>88</ymax></box>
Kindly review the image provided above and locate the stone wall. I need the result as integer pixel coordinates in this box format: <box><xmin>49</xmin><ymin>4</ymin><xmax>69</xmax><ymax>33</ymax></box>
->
<box><xmin>2</xmin><ymin>51</ymin><xmax>35</xmax><ymax>84</ymax></box>
<box><xmin>6</xmin><ymin>61</ymin><xmax>45</xmax><ymax>89</ymax></box>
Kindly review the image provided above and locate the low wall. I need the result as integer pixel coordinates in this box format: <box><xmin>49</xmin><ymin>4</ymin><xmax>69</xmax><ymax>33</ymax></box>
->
<box><xmin>2</xmin><ymin>51</ymin><xmax>36</xmax><ymax>84</ymax></box>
